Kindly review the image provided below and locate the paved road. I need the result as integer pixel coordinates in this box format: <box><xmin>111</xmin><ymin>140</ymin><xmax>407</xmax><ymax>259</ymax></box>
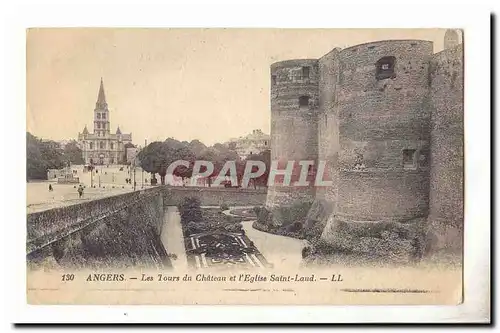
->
<box><xmin>221</xmin><ymin>207</ymin><xmax>307</xmax><ymax>269</ymax></box>
<box><xmin>240</xmin><ymin>220</ymin><xmax>307</xmax><ymax>270</ymax></box>
<box><xmin>27</xmin><ymin>165</ymin><xmax>152</xmax><ymax>214</ymax></box>
<box><xmin>162</xmin><ymin>206</ymin><xmax>189</xmax><ymax>271</ymax></box>
<box><xmin>26</xmin><ymin>182</ymin><xmax>135</xmax><ymax>214</ymax></box>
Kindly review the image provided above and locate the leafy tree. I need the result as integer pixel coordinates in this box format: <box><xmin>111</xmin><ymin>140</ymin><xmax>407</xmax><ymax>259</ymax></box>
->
<box><xmin>172</xmin><ymin>145</ymin><xmax>196</xmax><ymax>184</ymax></box>
<box><xmin>245</xmin><ymin>149</ymin><xmax>270</xmax><ymax>188</ymax></box>
<box><xmin>63</xmin><ymin>140</ymin><xmax>84</xmax><ymax>165</ymax></box>
<box><xmin>26</xmin><ymin>132</ymin><xmax>65</xmax><ymax>180</ymax></box>
<box><xmin>137</xmin><ymin>141</ymin><xmax>164</xmax><ymax>183</ymax></box>
<box><xmin>188</xmin><ymin>139</ymin><xmax>207</xmax><ymax>156</ymax></box>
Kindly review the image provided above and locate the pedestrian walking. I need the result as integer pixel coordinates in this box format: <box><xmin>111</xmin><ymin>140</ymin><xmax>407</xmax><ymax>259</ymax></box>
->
<box><xmin>77</xmin><ymin>184</ymin><xmax>84</xmax><ymax>198</ymax></box>
<box><xmin>48</xmin><ymin>184</ymin><xmax>53</xmax><ymax>192</ymax></box>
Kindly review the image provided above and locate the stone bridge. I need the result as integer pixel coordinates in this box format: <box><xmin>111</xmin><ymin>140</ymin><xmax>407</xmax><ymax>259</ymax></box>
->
<box><xmin>26</xmin><ymin>186</ymin><xmax>267</xmax><ymax>269</ymax></box>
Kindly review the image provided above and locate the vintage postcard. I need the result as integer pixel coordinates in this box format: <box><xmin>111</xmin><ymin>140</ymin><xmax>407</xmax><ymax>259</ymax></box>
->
<box><xmin>25</xmin><ymin>28</ymin><xmax>466</xmax><ymax>308</ymax></box>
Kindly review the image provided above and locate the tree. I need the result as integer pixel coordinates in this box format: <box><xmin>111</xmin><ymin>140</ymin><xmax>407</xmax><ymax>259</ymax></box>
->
<box><xmin>245</xmin><ymin>149</ymin><xmax>270</xmax><ymax>188</ymax></box>
<box><xmin>137</xmin><ymin>141</ymin><xmax>164</xmax><ymax>183</ymax></box>
<box><xmin>172</xmin><ymin>145</ymin><xmax>196</xmax><ymax>184</ymax></box>
<box><xmin>138</xmin><ymin>139</ymin><xmax>199</xmax><ymax>186</ymax></box>
<box><xmin>188</xmin><ymin>139</ymin><xmax>207</xmax><ymax>157</ymax></box>
<box><xmin>63</xmin><ymin>140</ymin><xmax>84</xmax><ymax>165</ymax></box>
<box><xmin>26</xmin><ymin>132</ymin><xmax>65</xmax><ymax>180</ymax></box>
<box><xmin>197</xmin><ymin>148</ymin><xmax>218</xmax><ymax>187</ymax></box>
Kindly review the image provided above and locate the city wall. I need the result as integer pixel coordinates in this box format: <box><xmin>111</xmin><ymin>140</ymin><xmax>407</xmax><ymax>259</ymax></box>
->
<box><xmin>26</xmin><ymin>186</ymin><xmax>267</xmax><ymax>269</ymax></box>
<box><xmin>266</xmin><ymin>37</ymin><xmax>464</xmax><ymax>261</ymax></box>
<box><xmin>427</xmin><ymin>44</ymin><xmax>464</xmax><ymax>254</ymax></box>
<box><xmin>164</xmin><ymin>186</ymin><xmax>267</xmax><ymax>207</ymax></box>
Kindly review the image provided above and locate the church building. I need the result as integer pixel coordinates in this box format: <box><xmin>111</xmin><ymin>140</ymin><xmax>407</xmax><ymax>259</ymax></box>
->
<box><xmin>77</xmin><ymin>79</ymin><xmax>132</xmax><ymax>165</ymax></box>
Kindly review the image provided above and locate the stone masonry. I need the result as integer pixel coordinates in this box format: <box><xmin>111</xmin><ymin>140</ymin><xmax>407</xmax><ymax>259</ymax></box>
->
<box><xmin>266</xmin><ymin>30</ymin><xmax>464</xmax><ymax>260</ymax></box>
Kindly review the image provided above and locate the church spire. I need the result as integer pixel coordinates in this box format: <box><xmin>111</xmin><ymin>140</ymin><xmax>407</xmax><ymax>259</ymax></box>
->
<box><xmin>96</xmin><ymin>77</ymin><xmax>107</xmax><ymax>108</ymax></box>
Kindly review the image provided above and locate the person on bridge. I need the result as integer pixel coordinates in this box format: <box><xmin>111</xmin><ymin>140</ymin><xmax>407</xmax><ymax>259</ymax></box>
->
<box><xmin>48</xmin><ymin>184</ymin><xmax>53</xmax><ymax>192</ymax></box>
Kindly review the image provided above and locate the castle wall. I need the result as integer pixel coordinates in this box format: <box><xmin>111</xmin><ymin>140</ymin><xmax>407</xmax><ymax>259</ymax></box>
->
<box><xmin>264</xmin><ymin>37</ymin><xmax>464</xmax><ymax>261</ymax></box>
<box><xmin>316</xmin><ymin>49</ymin><xmax>341</xmax><ymax>206</ymax></box>
<box><xmin>319</xmin><ymin>40</ymin><xmax>434</xmax><ymax>259</ymax></box>
<box><xmin>334</xmin><ymin>40</ymin><xmax>433</xmax><ymax>222</ymax></box>
<box><xmin>427</xmin><ymin>44</ymin><xmax>464</xmax><ymax>253</ymax></box>
<box><xmin>266</xmin><ymin>59</ymin><xmax>319</xmax><ymax>208</ymax></box>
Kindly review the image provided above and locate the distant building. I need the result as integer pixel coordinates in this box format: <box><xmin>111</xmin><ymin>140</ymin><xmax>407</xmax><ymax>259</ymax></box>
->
<box><xmin>47</xmin><ymin>168</ymin><xmax>66</xmax><ymax>180</ymax></box>
<box><xmin>77</xmin><ymin>78</ymin><xmax>132</xmax><ymax>165</ymax></box>
<box><xmin>227</xmin><ymin>129</ymin><xmax>270</xmax><ymax>159</ymax></box>
<box><xmin>57</xmin><ymin>140</ymin><xmax>71</xmax><ymax>149</ymax></box>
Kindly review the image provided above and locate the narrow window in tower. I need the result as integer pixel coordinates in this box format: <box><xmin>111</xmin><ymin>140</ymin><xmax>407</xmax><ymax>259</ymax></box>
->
<box><xmin>403</xmin><ymin>149</ymin><xmax>417</xmax><ymax>169</ymax></box>
<box><xmin>97</xmin><ymin>113</ymin><xmax>101</xmax><ymax>119</ymax></box>
<box><xmin>102</xmin><ymin>113</ymin><xmax>106</xmax><ymax>119</ymax></box>
<box><xmin>271</xmin><ymin>75</ymin><xmax>277</xmax><ymax>86</ymax></box>
<box><xmin>299</xmin><ymin>96</ymin><xmax>310</xmax><ymax>108</ymax></box>
<box><xmin>89</xmin><ymin>142</ymin><xmax>94</xmax><ymax>150</ymax></box>
<box><xmin>110</xmin><ymin>142</ymin><xmax>114</xmax><ymax>150</ymax></box>
<box><xmin>375</xmin><ymin>56</ymin><xmax>396</xmax><ymax>80</ymax></box>
<box><xmin>302</xmin><ymin>66</ymin><xmax>310</xmax><ymax>79</ymax></box>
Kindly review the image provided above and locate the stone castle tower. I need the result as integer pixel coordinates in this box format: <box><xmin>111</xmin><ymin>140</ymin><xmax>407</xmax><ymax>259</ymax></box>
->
<box><xmin>266</xmin><ymin>31</ymin><xmax>464</xmax><ymax>258</ymax></box>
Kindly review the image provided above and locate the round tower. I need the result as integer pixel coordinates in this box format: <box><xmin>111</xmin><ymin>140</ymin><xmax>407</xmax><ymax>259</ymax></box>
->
<box><xmin>322</xmin><ymin>40</ymin><xmax>434</xmax><ymax>257</ymax></box>
<box><xmin>444</xmin><ymin>29</ymin><xmax>460</xmax><ymax>50</ymax></box>
<box><xmin>427</xmin><ymin>44</ymin><xmax>464</xmax><ymax>254</ymax></box>
<box><xmin>265</xmin><ymin>59</ymin><xmax>320</xmax><ymax>210</ymax></box>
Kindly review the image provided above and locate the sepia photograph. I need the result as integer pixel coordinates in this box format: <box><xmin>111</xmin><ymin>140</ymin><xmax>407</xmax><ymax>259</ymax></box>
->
<box><xmin>25</xmin><ymin>27</ymin><xmax>467</xmax><ymax>305</ymax></box>
<box><xmin>2</xmin><ymin>1</ymin><xmax>490</xmax><ymax>324</ymax></box>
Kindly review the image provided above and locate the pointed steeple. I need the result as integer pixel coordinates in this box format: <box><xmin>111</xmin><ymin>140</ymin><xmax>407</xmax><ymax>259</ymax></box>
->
<box><xmin>82</xmin><ymin>125</ymin><xmax>89</xmax><ymax>135</ymax></box>
<box><xmin>96</xmin><ymin>77</ymin><xmax>107</xmax><ymax>108</ymax></box>
<box><xmin>116</xmin><ymin>126</ymin><xmax>122</xmax><ymax>135</ymax></box>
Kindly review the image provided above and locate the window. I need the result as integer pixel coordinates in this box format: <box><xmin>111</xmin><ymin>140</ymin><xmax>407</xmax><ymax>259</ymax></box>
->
<box><xmin>302</xmin><ymin>66</ymin><xmax>310</xmax><ymax>79</ymax></box>
<box><xmin>100</xmin><ymin>141</ymin><xmax>105</xmax><ymax>149</ymax></box>
<box><xmin>299</xmin><ymin>96</ymin><xmax>310</xmax><ymax>108</ymax></box>
<box><xmin>375</xmin><ymin>56</ymin><xmax>396</xmax><ymax>80</ymax></box>
<box><xmin>110</xmin><ymin>143</ymin><xmax>114</xmax><ymax>150</ymax></box>
<box><xmin>354</xmin><ymin>152</ymin><xmax>365</xmax><ymax>171</ymax></box>
<box><xmin>97</xmin><ymin>123</ymin><xmax>101</xmax><ymax>129</ymax></box>
<box><xmin>89</xmin><ymin>142</ymin><xmax>94</xmax><ymax>150</ymax></box>
<box><xmin>264</xmin><ymin>141</ymin><xmax>268</xmax><ymax>146</ymax></box>
<box><xmin>403</xmin><ymin>149</ymin><xmax>416</xmax><ymax>169</ymax></box>
<box><xmin>102</xmin><ymin>113</ymin><xmax>106</xmax><ymax>119</ymax></box>
<box><xmin>97</xmin><ymin>113</ymin><xmax>101</xmax><ymax>119</ymax></box>
<box><xmin>271</xmin><ymin>75</ymin><xmax>277</xmax><ymax>86</ymax></box>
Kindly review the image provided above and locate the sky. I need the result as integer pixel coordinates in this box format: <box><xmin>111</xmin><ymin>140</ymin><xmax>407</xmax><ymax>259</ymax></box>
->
<box><xmin>26</xmin><ymin>28</ymin><xmax>448</xmax><ymax>146</ymax></box>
